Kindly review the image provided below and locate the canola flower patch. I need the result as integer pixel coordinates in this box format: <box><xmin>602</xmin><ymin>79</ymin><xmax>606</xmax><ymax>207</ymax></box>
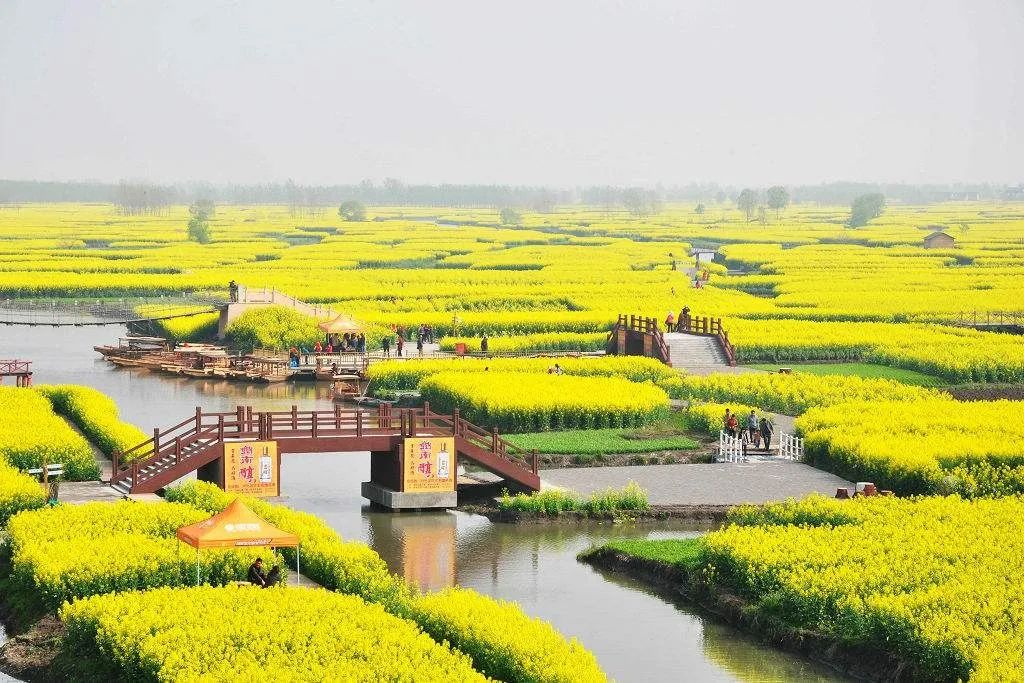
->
<box><xmin>419</xmin><ymin>371</ymin><xmax>670</xmax><ymax>432</ymax></box>
<box><xmin>61</xmin><ymin>586</ymin><xmax>486</xmax><ymax>683</ymax></box>
<box><xmin>36</xmin><ymin>384</ymin><xmax>148</xmax><ymax>460</ymax></box>
<box><xmin>6</xmin><ymin>501</ymin><xmax>272</xmax><ymax>610</ymax></box>
<box><xmin>0</xmin><ymin>463</ymin><xmax>46</xmax><ymax>525</ymax></box>
<box><xmin>703</xmin><ymin>495</ymin><xmax>1024</xmax><ymax>682</ymax></box>
<box><xmin>0</xmin><ymin>386</ymin><xmax>98</xmax><ymax>480</ymax></box>
<box><xmin>796</xmin><ymin>398</ymin><xmax>1024</xmax><ymax>494</ymax></box>
<box><xmin>368</xmin><ymin>355</ymin><xmax>677</xmax><ymax>392</ymax></box>
<box><xmin>167</xmin><ymin>481</ymin><xmax>607</xmax><ymax>682</ymax></box>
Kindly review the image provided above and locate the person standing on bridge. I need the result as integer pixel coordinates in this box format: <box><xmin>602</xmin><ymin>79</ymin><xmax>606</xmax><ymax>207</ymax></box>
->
<box><xmin>759</xmin><ymin>417</ymin><xmax>774</xmax><ymax>451</ymax></box>
<box><xmin>665</xmin><ymin>311</ymin><xmax>675</xmax><ymax>332</ymax></box>
<box><xmin>396</xmin><ymin>335</ymin><xmax>404</xmax><ymax>357</ymax></box>
<box><xmin>481</xmin><ymin>334</ymin><xmax>489</xmax><ymax>354</ymax></box>
<box><xmin>679</xmin><ymin>306</ymin><xmax>691</xmax><ymax>333</ymax></box>
<box><xmin>381</xmin><ymin>335</ymin><xmax>391</xmax><ymax>358</ymax></box>
<box><xmin>229</xmin><ymin>280</ymin><xmax>239</xmax><ymax>303</ymax></box>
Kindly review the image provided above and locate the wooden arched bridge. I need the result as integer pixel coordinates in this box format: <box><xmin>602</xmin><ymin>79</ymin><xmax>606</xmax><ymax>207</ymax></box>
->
<box><xmin>110</xmin><ymin>403</ymin><xmax>540</xmax><ymax>495</ymax></box>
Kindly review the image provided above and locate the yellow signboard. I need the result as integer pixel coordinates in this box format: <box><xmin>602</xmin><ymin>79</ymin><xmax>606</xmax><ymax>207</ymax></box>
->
<box><xmin>402</xmin><ymin>437</ymin><xmax>455</xmax><ymax>493</ymax></box>
<box><xmin>223</xmin><ymin>440</ymin><xmax>280</xmax><ymax>497</ymax></box>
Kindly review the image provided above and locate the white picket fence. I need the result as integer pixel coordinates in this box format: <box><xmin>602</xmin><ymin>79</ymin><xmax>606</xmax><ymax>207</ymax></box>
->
<box><xmin>718</xmin><ymin>431</ymin><xmax>744</xmax><ymax>462</ymax></box>
<box><xmin>779</xmin><ymin>432</ymin><xmax>804</xmax><ymax>460</ymax></box>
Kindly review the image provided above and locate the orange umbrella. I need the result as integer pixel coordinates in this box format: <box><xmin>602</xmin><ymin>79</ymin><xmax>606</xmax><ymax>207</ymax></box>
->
<box><xmin>176</xmin><ymin>499</ymin><xmax>300</xmax><ymax>585</ymax></box>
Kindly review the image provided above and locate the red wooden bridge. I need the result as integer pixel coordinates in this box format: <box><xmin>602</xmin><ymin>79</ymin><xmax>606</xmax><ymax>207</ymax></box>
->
<box><xmin>110</xmin><ymin>404</ymin><xmax>540</xmax><ymax>495</ymax></box>
<box><xmin>0</xmin><ymin>359</ymin><xmax>32</xmax><ymax>387</ymax></box>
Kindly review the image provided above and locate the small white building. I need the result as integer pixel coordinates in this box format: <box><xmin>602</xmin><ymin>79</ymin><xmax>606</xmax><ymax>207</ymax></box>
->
<box><xmin>689</xmin><ymin>248</ymin><xmax>717</xmax><ymax>264</ymax></box>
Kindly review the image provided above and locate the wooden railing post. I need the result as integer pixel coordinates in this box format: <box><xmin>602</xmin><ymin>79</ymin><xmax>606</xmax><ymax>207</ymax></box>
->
<box><xmin>153</xmin><ymin>428</ymin><xmax>160</xmax><ymax>457</ymax></box>
<box><xmin>491</xmin><ymin>427</ymin><xmax>499</xmax><ymax>453</ymax></box>
<box><xmin>311</xmin><ymin>411</ymin><xmax>318</xmax><ymax>438</ymax></box>
<box><xmin>453</xmin><ymin>408</ymin><xmax>460</xmax><ymax>437</ymax></box>
<box><xmin>356</xmin><ymin>410</ymin><xmax>363</xmax><ymax>437</ymax></box>
<box><xmin>111</xmin><ymin>450</ymin><xmax>119</xmax><ymax>479</ymax></box>
<box><xmin>422</xmin><ymin>401</ymin><xmax>430</xmax><ymax>429</ymax></box>
<box><xmin>267</xmin><ymin>414</ymin><xmax>273</xmax><ymax>439</ymax></box>
<box><xmin>175</xmin><ymin>438</ymin><xmax>181</xmax><ymax>464</ymax></box>
<box><xmin>291</xmin><ymin>405</ymin><xmax>298</xmax><ymax>430</ymax></box>
<box><xmin>532</xmin><ymin>450</ymin><xmax>538</xmax><ymax>474</ymax></box>
<box><xmin>334</xmin><ymin>404</ymin><xmax>342</xmax><ymax>430</ymax></box>
<box><xmin>236</xmin><ymin>406</ymin><xmax>244</xmax><ymax>433</ymax></box>
<box><xmin>246</xmin><ymin>406</ymin><xmax>253</xmax><ymax>433</ymax></box>
<box><xmin>217</xmin><ymin>415</ymin><xmax>224</xmax><ymax>441</ymax></box>
<box><xmin>131</xmin><ymin>461</ymin><xmax>139</xmax><ymax>488</ymax></box>
<box><xmin>195</xmin><ymin>406</ymin><xmax>202</xmax><ymax>430</ymax></box>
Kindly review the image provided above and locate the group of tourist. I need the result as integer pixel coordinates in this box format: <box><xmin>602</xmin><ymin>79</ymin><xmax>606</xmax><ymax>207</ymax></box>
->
<box><xmin>387</xmin><ymin>324</ymin><xmax>434</xmax><ymax>358</ymax></box>
<box><xmin>723</xmin><ymin>408</ymin><xmax>774</xmax><ymax>450</ymax></box>
<box><xmin>664</xmin><ymin>306</ymin><xmax>692</xmax><ymax>332</ymax></box>
<box><xmin>289</xmin><ymin>334</ymin><xmax>367</xmax><ymax>366</ymax></box>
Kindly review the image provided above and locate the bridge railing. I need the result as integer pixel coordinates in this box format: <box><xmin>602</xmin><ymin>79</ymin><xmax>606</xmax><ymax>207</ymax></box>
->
<box><xmin>112</xmin><ymin>403</ymin><xmax>540</xmax><ymax>490</ymax></box>
<box><xmin>608</xmin><ymin>314</ymin><xmax>672</xmax><ymax>366</ymax></box>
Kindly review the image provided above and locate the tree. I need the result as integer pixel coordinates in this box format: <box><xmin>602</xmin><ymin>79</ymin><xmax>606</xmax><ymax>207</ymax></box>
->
<box><xmin>338</xmin><ymin>200</ymin><xmax>366</xmax><ymax>221</ymax></box>
<box><xmin>757</xmin><ymin>205</ymin><xmax>768</xmax><ymax>225</ymax></box>
<box><xmin>186</xmin><ymin>202</ymin><xmax>212</xmax><ymax>243</ymax></box>
<box><xmin>736</xmin><ymin>189</ymin><xmax>759</xmax><ymax>221</ymax></box>
<box><xmin>498</xmin><ymin>207</ymin><xmax>522</xmax><ymax>225</ymax></box>
<box><xmin>765</xmin><ymin>186</ymin><xmax>789</xmax><ymax>218</ymax></box>
<box><xmin>694</xmin><ymin>203</ymin><xmax>706</xmax><ymax>215</ymax></box>
<box><xmin>848</xmin><ymin>193</ymin><xmax>886</xmax><ymax>227</ymax></box>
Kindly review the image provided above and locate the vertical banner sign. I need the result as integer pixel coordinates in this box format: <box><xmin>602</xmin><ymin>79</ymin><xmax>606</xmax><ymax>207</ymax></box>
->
<box><xmin>403</xmin><ymin>438</ymin><xmax>455</xmax><ymax>492</ymax></box>
<box><xmin>223</xmin><ymin>440</ymin><xmax>280</xmax><ymax>497</ymax></box>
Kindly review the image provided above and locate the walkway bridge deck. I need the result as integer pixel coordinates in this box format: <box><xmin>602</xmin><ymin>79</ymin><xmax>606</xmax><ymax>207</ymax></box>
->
<box><xmin>110</xmin><ymin>404</ymin><xmax>540</xmax><ymax>495</ymax></box>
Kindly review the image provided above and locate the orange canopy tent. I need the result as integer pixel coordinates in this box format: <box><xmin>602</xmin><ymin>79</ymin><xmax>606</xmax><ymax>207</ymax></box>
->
<box><xmin>317</xmin><ymin>314</ymin><xmax>364</xmax><ymax>334</ymax></box>
<box><xmin>176</xmin><ymin>498</ymin><xmax>301</xmax><ymax>585</ymax></box>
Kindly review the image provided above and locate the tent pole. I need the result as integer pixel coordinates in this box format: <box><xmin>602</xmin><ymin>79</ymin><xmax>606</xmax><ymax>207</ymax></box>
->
<box><xmin>296</xmin><ymin>544</ymin><xmax>300</xmax><ymax>586</ymax></box>
<box><xmin>196</xmin><ymin>549</ymin><xmax>200</xmax><ymax>586</ymax></box>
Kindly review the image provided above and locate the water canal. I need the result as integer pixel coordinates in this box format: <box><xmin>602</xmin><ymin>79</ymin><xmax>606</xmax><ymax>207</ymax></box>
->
<box><xmin>2</xmin><ymin>326</ymin><xmax>846</xmax><ymax>682</ymax></box>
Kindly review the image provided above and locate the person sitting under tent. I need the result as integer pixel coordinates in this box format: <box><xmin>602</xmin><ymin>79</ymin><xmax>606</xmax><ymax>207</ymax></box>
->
<box><xmin>248</xmin><ymin>557</ymin><xmax>281</xmax><ymax>588</ymax></box>
<box><xmin>248</xmin><ymin>557</ymin><xmax>267</xmax><ymax>587</ymax></box>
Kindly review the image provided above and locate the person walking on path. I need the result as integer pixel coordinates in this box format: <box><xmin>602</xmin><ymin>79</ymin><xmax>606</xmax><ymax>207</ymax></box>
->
<box><xmin>723</xmin><ymin>408</ymin><xmax>732</xmax><ymax>434</ymax></box>
<box><xmin>747</xmin><ymin>410</ymin><xmax>760</xmax><ymax>448</ymax></box>
<box><xmin>481</xmin><ymin>334</ymin><xmax>489</xmax><ymax>354</ymax></box>
<box><xmin>726</xmin><ymin>412</ymin><xmax>739</xmax><ymax>438</ymax></box>
<box><xmin>381</xmin><ymin>335</ymin><xmax>391</xmax><ymax>358</ymax></box>
<box><xmin>416</xmin><ymin>335</ymin><xmax>424</xmax><ymax>357</ymax></box>
<box><xmin>396</xmin><ymin>336</ymin><xmax>404</xmax><ymax>357</ymax></box>
<box><xmin>759</xmin><ymin>416</ymin><xmax>774</xmax><ymax>451</ymax></box>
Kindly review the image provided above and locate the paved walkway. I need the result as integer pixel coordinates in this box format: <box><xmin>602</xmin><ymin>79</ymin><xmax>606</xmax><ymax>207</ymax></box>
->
<box><xmin>540</xmin><ymin>459</ymin><xmax>851</xmax><ymax>505</ymax></box>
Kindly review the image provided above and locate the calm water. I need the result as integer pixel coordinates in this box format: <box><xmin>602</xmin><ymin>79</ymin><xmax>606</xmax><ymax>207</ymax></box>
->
<box><xmin>0</xmin><ymin>326</ymin><xmax>846</xmax><ymax>682</ymax></box>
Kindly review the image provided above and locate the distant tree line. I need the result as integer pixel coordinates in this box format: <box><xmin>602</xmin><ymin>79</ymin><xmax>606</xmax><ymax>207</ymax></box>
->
<box><xmin>0</xmin><ymin>179</ymin><xmax>1017</xmax><ymax>208</ymax></box>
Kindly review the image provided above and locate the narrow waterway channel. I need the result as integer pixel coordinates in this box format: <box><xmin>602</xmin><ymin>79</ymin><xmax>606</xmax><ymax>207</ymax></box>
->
<box><xmin>1</xmin><ymin>326</ymin><xmax>847</xmax><ymax>682</ymax></box>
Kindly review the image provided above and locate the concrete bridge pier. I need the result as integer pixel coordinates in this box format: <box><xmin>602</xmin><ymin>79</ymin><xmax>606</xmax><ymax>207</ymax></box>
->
<box><xmin>361</xmin><ymin>448</ymin><xmax>458</xmax><ymax>511</ymax></box>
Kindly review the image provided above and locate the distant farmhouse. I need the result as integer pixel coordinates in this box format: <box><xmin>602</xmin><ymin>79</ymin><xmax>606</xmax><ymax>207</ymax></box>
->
<box><xmin>923</xmin><ymin>230</ymin><xmax>955</xmax><ymax>249</ymax></box>
<box><xmin>690</xmin><ymin>247</ymin><xmax>717</xmax><ymax>264</ymax></box>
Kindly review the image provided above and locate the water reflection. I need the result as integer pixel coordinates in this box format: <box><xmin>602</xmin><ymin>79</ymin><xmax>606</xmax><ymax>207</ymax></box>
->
<box><xmin>0</xmin><ymin>325</ymin><xmax>848</xmax><ymax>682</ymax></box>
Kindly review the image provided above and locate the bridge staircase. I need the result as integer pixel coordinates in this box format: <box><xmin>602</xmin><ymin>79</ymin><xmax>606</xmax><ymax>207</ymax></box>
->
<box><xmin>110</xmin><ymin>404</ymin><xmax>540</xmax><ymax>495</ymax></box>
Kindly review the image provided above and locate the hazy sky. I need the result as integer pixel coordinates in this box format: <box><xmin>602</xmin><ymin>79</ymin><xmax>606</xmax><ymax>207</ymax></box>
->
<box><xmin>1</xmin><ymin>0</ymin><xmax>1021</xmax><ymax>186</ymax></box>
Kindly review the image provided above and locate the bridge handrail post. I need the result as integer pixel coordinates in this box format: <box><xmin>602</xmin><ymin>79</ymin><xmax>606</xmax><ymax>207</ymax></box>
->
<box><xmin>246</xmin><ymin>406</ymin><xmax>253</xmax><ymax>434</ymax></box>
<box><xmin>236</xmin><ymin>406</ymin><xmax>244</xmax><ymax>434</ymax></box>
<box><xmin>356</xmin><ymin>410</ymin><xmax>363</xmax><ymax>437</ymax></box>
<box><xmin>217</xmin><ymin>415</ymin><xmax>224</xmax><ymax>441</ymax></box>
<box><xmin>531</xmin><ymin>450</ymin><xmax>538</xmax><ymax>474</ymax></box>
<box><xmin>175</xmin><ymin>438</ymin><xmax>181</xmax><ymax>464</ymax></box>
<box><xmin>334</xmin><ymin>404</ymin><xmax>342</xmax><ymax>430</ymax></box>
<box><xmin>311</xmin><ymin>411</ymin><xmax>318</xmax><ymax>439</ymax></box>
<box><xmin>111</xmin><ymin>450</ymin><xmax>119</xmax><ymax>480</ymax></box>
<box><xmin>131</xmin><ymin>461</ymin><xmax>139</xmax><ymax>489</ymax></box>
<box><xmin>153</xmin><ymin>428</ymin><xmax>160</xmax><ymax>458</ymax></box>
<box><xmin>491</xmin><ymin>427</ymin><xmax>499</xmax><ymax>453</ymax></box>
<box><xmin>291</xmin><ymin>405</ymin><xmax>298</xmax><ymax>430</ymax></box>
<box><xmin>422</xmin><ymin>401</ymin><xmax>430</xmax><ymax>429</ymax></box>
<box><xmin>195</xmin><ymin>406</ymin><xmax>202</xmax><ymax>431</ymax></box>
<box><xmin>453</xmin><ymin>408</ymin><xmax>460</xmax><ymax>437</ymax></box>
